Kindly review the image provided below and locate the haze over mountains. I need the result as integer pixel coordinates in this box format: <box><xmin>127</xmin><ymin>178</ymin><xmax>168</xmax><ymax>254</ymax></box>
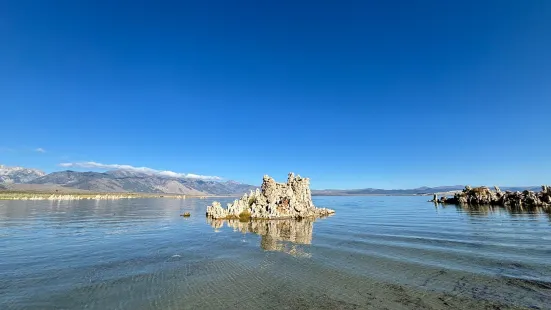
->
<box><xmin>0</xmin><ymin>164</ymin><xmax>540</xmax><ymax>196</ymax></box>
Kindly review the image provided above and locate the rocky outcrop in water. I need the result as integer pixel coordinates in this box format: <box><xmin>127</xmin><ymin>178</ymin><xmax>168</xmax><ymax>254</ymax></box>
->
<box><xmin>432</xmin><ymin>185</ymin><xmax>551</xmax><ymax>208</ymax></box>
<box><xmin>206</xmin><ymin>173</ymin><xmax>335</xmax><ymax>219</ymax></box>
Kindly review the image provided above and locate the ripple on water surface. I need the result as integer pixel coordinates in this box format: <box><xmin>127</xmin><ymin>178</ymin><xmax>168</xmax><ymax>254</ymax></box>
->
<box><xmin>0</xmin><ymin>196</ymin><xmax>550</xmax><ymax>309</ymax></box>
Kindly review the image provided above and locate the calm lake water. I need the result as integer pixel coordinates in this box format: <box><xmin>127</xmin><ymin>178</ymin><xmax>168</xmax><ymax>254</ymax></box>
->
<box><xmin>1</xmin><ymin>196</ymin><xmax>550</xmax><ymax>309</ymax></box>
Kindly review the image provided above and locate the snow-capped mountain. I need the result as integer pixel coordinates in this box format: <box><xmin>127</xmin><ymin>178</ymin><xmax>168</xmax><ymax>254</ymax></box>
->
<box><xmin>0</xmin><ymin>164</ymin><xmax>46</xmax><ymax>184</ymax></box>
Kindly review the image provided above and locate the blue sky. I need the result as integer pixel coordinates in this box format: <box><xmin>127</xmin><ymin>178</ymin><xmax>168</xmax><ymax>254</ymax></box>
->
<box><xmin>1</xmin><ymin>1</ymin><xmax>550</xmax><ymax>189</ymax></box>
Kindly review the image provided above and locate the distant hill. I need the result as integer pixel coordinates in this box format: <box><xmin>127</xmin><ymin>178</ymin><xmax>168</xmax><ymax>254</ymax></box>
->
<box><xmin>0</xmin><ymin>165</ymin><xmax>46</xmax><ymax>184</ymax></box>
<box><xmin>312</xmin><ymin>186</ymin><xmax>464</xmax><ymax>196</ymax></box>
<box><xmin>27</xmin><ymin>170</ymin><xmax>257</xmax><ymax>195</ymax></box>
<box><xmin>312</xmin><ymin>185</ymin><xmax>540</xmax><ymax>196</ymax></box>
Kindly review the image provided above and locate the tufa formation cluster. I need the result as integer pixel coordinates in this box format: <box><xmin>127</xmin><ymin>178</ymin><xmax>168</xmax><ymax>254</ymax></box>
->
<box><xmin>206</xmin><ymin>173</ymin><xmax>335</xmax><ymax>219</ymax></box>
<box><xmin>432</xmin><ymin>185</ymin><xmax>551</xmax><ymax>208</ymax></box>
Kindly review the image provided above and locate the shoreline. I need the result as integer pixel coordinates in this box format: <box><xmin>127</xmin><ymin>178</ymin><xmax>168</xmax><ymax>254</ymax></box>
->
<box><xmin>0</xmin><ymin>191</ymin><xmax>240</xmax><ymax>201</ymax></box>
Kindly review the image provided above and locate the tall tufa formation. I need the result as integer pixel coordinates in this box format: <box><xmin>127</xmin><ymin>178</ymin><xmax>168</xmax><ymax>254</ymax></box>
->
<box><xmin>206</xmin><ymin>173</ymin><xmax>335</xmax><ymax>219</ymax></box>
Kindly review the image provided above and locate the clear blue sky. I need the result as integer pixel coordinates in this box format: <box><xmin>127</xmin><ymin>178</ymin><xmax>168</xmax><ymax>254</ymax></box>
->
<box><xmin>1</xmin><ymin>1</ymin><xmax>550</xmax><ymax>189</ymax></box>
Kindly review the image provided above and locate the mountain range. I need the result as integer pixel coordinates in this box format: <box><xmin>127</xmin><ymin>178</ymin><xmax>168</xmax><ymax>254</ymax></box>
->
<box><xmin>0</xmin><ymin>165</ymin><xmax>46</xmax><ymax>184</ymax></box>
<box><xmin>0</xmin><ymin>165</ymin><xmax>256</xmax><ymax>195</ymax></box>
<box><xmin>0</xmin><ymin>164</ymin><xmax>541</xmax><ymax>196</ymax></box>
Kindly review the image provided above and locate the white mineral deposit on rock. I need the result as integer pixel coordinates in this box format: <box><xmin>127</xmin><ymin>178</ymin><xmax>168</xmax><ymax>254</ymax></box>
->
<box><xmin>206</xmin><ymin>173</ymin><xmax>335</xmax><ymax>219</ymax></box>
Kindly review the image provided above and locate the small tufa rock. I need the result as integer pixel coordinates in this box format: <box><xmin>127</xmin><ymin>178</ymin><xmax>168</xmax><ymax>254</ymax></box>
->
<box><xmin>181</xmin><ymin>212</ymin><xmax>191</xmax><ymax>217</ymax></box>
<box><xmin>206</xmin><ymin>172</ymin><xmax>335</xmax><ymax>220</ymax></box>
<box><xmin>206</xmin><ymin>201</ymin><xmax>227</xmax><ymax>218</ymax></box>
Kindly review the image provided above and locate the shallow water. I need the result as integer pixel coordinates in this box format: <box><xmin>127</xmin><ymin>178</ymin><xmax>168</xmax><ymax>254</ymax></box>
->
<box><xmin>0</xmin><ymin>196</ymin><xmax>550</xmax><ymax>309</ymax></box>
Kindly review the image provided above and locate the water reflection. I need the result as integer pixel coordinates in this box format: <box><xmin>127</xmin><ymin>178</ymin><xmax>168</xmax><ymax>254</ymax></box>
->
<box><xmin>437</xmin><ymin>203</ymin><xmax>551</xmax><ymax>218</ymax></box>
<box><xmin>207</xmin><ymin>217</ymin><xmax>330</xmax><ymax>257</ymax></box>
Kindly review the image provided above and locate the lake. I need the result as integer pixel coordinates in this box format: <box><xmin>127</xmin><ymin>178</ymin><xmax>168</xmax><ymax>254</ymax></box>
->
<box><xmin>1</xmin><ymin>196</ymin><xmax>550</xmax><ymax>309</ymax></box>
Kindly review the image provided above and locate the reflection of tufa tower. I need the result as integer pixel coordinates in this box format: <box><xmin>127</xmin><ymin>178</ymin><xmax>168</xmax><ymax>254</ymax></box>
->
<box><xmin>206</xmin><ymin>218</ymin><xmax>316</xmax><ymax>256</ymax></box>
<box><xmin>253</xmin><ymin>219</ymin><xmax>314</xmax><ymax>251</ymax></box>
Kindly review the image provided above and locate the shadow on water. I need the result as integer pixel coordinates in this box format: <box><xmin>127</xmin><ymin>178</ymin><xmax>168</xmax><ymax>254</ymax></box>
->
<box><xmin>206</xmin><ymin>217</ymin><xmax>332</xmax><ymax>257</ymax></box>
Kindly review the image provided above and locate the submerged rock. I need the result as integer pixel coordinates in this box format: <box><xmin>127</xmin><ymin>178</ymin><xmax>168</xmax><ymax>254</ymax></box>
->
<box><xmin>206</xmin><ymin>173</ymin><xmax>335</xmax><ymax>219</ymax></box>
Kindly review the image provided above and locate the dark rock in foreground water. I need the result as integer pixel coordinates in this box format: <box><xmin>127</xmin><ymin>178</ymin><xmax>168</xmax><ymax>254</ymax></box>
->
<box><xmin>431</xmin><ymin>185</ymin><xmax>551</xmax><ymax>209</ymax></box>
<box><xmin>206</xmin><ymin>172</ymin><xmax>335</xmax><ymax>219</ymax></box>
